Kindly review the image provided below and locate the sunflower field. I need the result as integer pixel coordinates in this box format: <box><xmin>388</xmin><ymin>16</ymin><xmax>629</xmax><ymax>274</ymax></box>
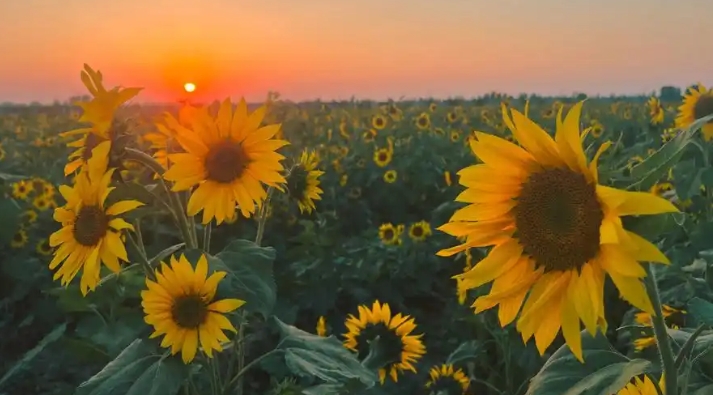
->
<box><xmin>1</xmin><ymin>66</ymin><xmax>713</xmax><ymax>395</ymax></box>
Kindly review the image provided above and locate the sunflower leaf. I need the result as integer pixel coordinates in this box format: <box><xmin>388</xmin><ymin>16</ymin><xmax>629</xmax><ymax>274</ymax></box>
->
<box><xmin>0</xmin><ymin>197</ymin><xmax>21</xmax><ymax>244</ymax></box>
<box><xmin>686</xmin><ymin>297</ymin><xmax>713</xmax><ymax>326</ymax></box>
<box><xmin>526</xmin><ymin>331</ymin><xmax>653</xmax><ymax>395</ymax></box>
<box><xmin>273</xmin><ymin>317</ymin><xmax>377</xmax><ymax>387</ymax></box>
<box><xmin>446</xmin><ymin>340</ymin><xmax>483</xmax><ymax>365</ymax></box>
<box><xmin>215</xmin><ymin>239</ymin><xmax>277</xmax><ymax>317</ymax></box>
<box><xmin>0</xmin><ymin>322</ymin><xmax>67</xmax><ymax>388</ymax></box>
<box><xmin>124</xmin><ymin>355</ymin><xmax>188</xmax><ymax>395</ymax></box>
<box><xmin>76</xmin><ymin>339</ymin><xmax>155</xmax><ymax>395</ymax></box>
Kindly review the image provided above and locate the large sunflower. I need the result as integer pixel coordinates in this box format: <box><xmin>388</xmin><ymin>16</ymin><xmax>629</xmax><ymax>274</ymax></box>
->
<box><xmin>675</xmin><ymin>84</ymin><xmax>713</xmax><ymax>140</ymax></box>
<box><xmin>49</xmin><ymin>141</ymin><xmax>144</xmax><ymax>295</ymax></box>
<box><xmin>286</xmin><ymin>150</ymin><xmax>324</xmax><ymax>214</ymax></box>
<box><xmin>437</xmin><ymin>102</ymin><xmax>678</xmax><ymax>361</ymax></box>
<box><xmin>162</xmin><ymin>98</ymin><xmax>289</xmax><ymax>225</ymax></box>
<box><xmin>142</xmin><ymin>253</ymin><xmax>245</xmax><ymax>364</ymax></box>
<box><xmin>343</xmin><ymin>300</ymin><xmax>426</xmax><ymax>384</ymax></box>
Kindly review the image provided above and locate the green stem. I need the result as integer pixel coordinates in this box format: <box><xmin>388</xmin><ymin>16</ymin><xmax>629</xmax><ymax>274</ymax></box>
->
<box><xmin>126</xmin><ymin>232</ymin><xmax>156</xmax><ymax>281</ymax></box>
<box><xmin>223</xmin><ymin>348</ymin><xmax>282</xmax><ymax>394</ymax></box>
<box><xmin>645</xmin><ymin>264</ymin><xmax>678</xmax><ymax>395</ymax></box>
<box><xmin>133</xmin><ymin>219</ymin><xmax>148</xmax><ymax>257</ymax></box>
<box><xmin>203</xmin><ymin>222</ymin><xmax>212</xmax><ymax>253</ymax></box>
<box><xmin>124</xmin><ymin>148</ymin><xmax>197</xmax><ymax>250</ymax></box>
<box><xmin>234</xmin><ymin>187</ymin><xmax>275</xmax><ymax>395</ymax></box>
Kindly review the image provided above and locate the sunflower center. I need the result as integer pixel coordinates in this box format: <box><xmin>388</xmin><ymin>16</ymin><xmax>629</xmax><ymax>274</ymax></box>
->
<box><xmin>355</xmin><ymin>323</ymin><xmax>403</xmax><ymax>366</ymax></box>
<box><xmin>514</xmin><ymin>167</ymin><xmax>603</xmax><ymax>272</ymax></box>
<box><xmin>205</xmin><ymin>140</ymin><xmax>249</xmax><ymax>183</ymax></box>
<box><xmin>418</xmin><ymin>117</ymin><xmax>428</xmax><ymax>127</ymax></box>
<box><xmin>382</xmin><ymin>229</ymin><xmax>395</xmax><ymax>240</ymax></box>
<box><xmin>378</xmin><ymin>152</ymin><xmax>388</xmax><ymax>162</ymax></box>
<box><xmin>412</xmin><ymin>226</ymin><xmax>424</xmax><ymax>237</ymax></box>
<box><xmin>73</xmin><ymin>205</ymin><xmax>109</xmax><ymax>246</ymax></box>
<box><xmin>429</xmin><ymin>376</ymin><xmax>465</xmax><ymax>394</ymax></box>
<box><xmin>693</xmin><ymin>94</ymin><xmax>713</xmax><ymax>122</ymax></box>
<box><xmin>287</xmin><ymin>166</ymin><xmax>309</xmax><ymax>200</ymax></box>
<box><xmin>171</xmin><ymin>294</ymin><xmax>209</xmax><ymax>329</ymax></box>
<box><xmin>81</xmin><ymin>133</ymin><xmax>105</xmax><ymax>162</ymax></box>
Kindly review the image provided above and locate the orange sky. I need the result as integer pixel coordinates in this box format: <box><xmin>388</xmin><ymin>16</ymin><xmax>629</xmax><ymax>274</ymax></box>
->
<box><xmin>0</xmin><ymin>0</ymin><xmax>711</xmax><ymax>103</ymax></box>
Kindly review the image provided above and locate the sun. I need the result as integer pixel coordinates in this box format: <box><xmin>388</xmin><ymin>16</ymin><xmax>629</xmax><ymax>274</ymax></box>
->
<box><xmin>183</xmin><ymin>82</ymin><xmax>196</xmax><ymax>93</ymax></box>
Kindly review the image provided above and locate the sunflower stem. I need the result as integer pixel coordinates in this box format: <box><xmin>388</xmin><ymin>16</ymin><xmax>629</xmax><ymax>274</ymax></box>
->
<box><xmin>233</xmin><ymin>187</ymin><xmax>275</xmax><ymax>395</ymax></box>
<box><xmin>223</xmin><ymin>348</ymin><xmax>283</xmax><ymax>394</ymax></box>
<box><xmin>203</xmin><ymin>222</ymin><xmax>212</xmax><ymax>253</ymax></box>
<box><xmin>126</xmin><ymin>232</ymin><xmax>156</xmax><ymax>281</ymax></box>
<box><xmin>645</xmin><ymin>264</ymin><xmax>678</xmax><ymax>395</ymax></box>
<box><xmin>123</xmin><ymin>148</ymin><xmax>197</xmax><ymax>250</ymax></box>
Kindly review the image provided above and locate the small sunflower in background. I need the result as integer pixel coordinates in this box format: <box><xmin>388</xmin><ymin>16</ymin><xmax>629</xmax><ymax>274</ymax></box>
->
<box><xmin>142</xmin><ymin>254</ymin><xmax>246</xmax><ymax>364</ymax></box>
<box><xmin>449</xmin><ymin>130</ymin><xmax>461</xmax><ymax>143</ymax></box>
<box><xmin>363</xmin><ymin>129</ymin><xmax>377</xmax><ymax>143</ymax></box>
<box><xmin>383</xmin><ymin>170</ymin><xmax>397</xmax><ymax>183</ymax></box>
<box><xmin>647</xmin><ymin>96</ymin><xmax>664</xmax><ymax>125</ymax></box>
<box><xmin>49</xmin><ymin>141</ymin><xmax>144</xmax><ymax>295</ymax></box>
<box><xmin>373</xmin><ymin>147</ymin><xmax>393</xmax><ymax>167</ymax></box>
<box><xmin>617</xmin><ymin>375</ymin><xmax>663</xmax><ymax>395</ymax></box>
<box><xmin>372</xmin><ymin>114</ymin><xmax>387</xmax><ymax>130</ymax></box>
<box><xmin>676</xmin><ymin>84</ymin><xmax>713</xmax><ymax>140</ymax></box>
<box><xmin>343</xmin><ymin>300</ymin><xmax>426</xmax><ymax>384</ymax></box>
<box><xmin>11</xmin><ymin>228</ymin><xmax>28</xmax><ymax>249</ymax></box>
<box><xmin>21</xmin><ymin>210</ymin><xmax>38</xmax><ymax>225</ymax></box>
<box><xmin>408</xmin><ymin>221</ymin><xmax>432</xmax><ymax>242</ymax></box>
<box><xmin>286</xmin><ymin>150</ymin><xmax>324</xmax><ymax>214</ymax></box>
<box><xmin>11</xmin><ymin>180</ymin><xmax>33</xmax><ymax>200</ymax></box>
<box><xmin>446</xmin><ymin>111</ymin><xmax>458</xmax><ymax>124</ymax></box>
<box><xmin>378</xmin><ymin>223</ymin><xmax>404</xmax><ymax>246</ymax></box>
<box><xmin>632</xmin><ymin>305</ymin><xmax>686</xmax><ymax>352</ymax></box>
<box><xmin>162</xmin><ymin>98</ymin><xmax>289</xmax><ymax>225</ymax></box>
<box><xmin>438</xmin><ymin>101</ymin><xmax>679</xmax><ymax>361</ymax></box>
<box><xmin>36</xmin><ymin>239</ymin><xmax>53</xmax><ymax>256</ymax></box>
<box><xmin>415</xmin><ymin>112</ymin><xmax>431</xmax><ymax>130</ymax></box>
<box><xmin>425</xmin><ymin>364</ymin><xmax>470</xmax><ymax>394</ymax></box>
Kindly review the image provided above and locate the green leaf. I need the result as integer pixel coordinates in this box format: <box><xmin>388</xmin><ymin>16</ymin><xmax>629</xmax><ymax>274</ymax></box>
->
<box><xmin>77</xmin><ymin>339</ymin><xmax>154</xmax><ymax>395</ymax></box>
<box><xmin>274</xmin><ymin>317</ymin><xmax>377</xmax><ymax>386</ymax></box>
<box><xmin>0</xmin><ymin>197</ymin><xmax>21</xmax><ymax>245</ymax></box>
<box><xmin>527</xmin><ymin>332</ymin><xmax>652</xmax><ymax>395</ymax></box>
<box><xmin>622</xmin><ymin>213</ymin><xmax>683</xmax><ymax>242</ymax></box>
<box><xmin>125</xmin><ymin>355</ymin><xmax>188</xmax><ymax>395</ymax></box>
<box><xmin>627</xmin><ymin>118</ymin><xmax>703</xmax><ymax>191</ymax></box>
<box><xmin>687</xmin><ymin>297</ymin><xmax>713</xmax><ymax>326</ymax></box>
<box><xmin>692</xmin><ymin>384</ymin><xmax>713</xmax><ymax>395</ymax></box>
<box><xmin>446</xmin><ymin>340</ymin><xmax>483</xmax><ymax>365</ymax></box>
<box><xmin>0</xmin><ymin>322</ymin><xmax>67</xmax><ymax>387</ymax></box>
<box><xmin>215</xmin><ymin>239</ymin><xmax>277</xmax><ymax>317</ymax></box>
<box><xmin>149</xmin><ymin>243</ymin><xmax>186</xmax><ymax>267</ymax></box>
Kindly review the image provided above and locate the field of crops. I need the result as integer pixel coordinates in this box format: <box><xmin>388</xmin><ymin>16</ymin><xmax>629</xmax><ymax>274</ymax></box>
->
<box><xmin>1</xmin><ymin>65</ymin><xmax>713</xmax><ymax>395</ymax></box>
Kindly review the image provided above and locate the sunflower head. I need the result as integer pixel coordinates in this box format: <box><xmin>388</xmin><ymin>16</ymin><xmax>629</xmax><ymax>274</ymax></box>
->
<box><xmin>343</xmin><ymin>300</ymin><xmax>425</xmax><ymax>384</ymax></box>
<box><xmin>378</xmin><ymin>223</ymin><xmax>403</xmax><ymax>246</ymax></box>
<box><xmin>383</xmin><ymin>170</ymin><xmax>397</xmax><ymax>184</ymax></box>
<box><xmin>49</xmin><ymin>141</ymin><xmax>144</xmax><ymax>294</ymax></box>
<box><xmin>438</xmin><ymin>101</ymin><xmax>678</xmax><ymax>361</ymax></box>
<box><xmin>286</xmin><ymin>150</ymin><xmax>324</xmax><ymax>214</ymax></box>
<box><xmin>374</xmin><ymin>148</ymin><xmax>393</xmax><ymax>167</ymax></box>
<box><xmin>409</xmin><ymin>221</ymin><xmax>432</xmax><ymax>242</ymax></box>
<box><xmin>416</xmin><ymin>113</ymin><xmax>431</xmax><ymax>130</ymax></box>
<box><xmin>425</xmin><ymin>364</ymin><xmax>470</xmax><ymax>394</ymax></box>
<box><xmin>142</xmin><ymin>253</ymin><xmax>245</xmax><ymax>364</ymax></box>
<box><xmin>163</xmin><ymin>98</ymin><xmax>289</xmax><ymax>224</ymax></box>
<box><xmin>676</xmin><ymin>84</ymin><xmax>713</xmax><ymax>140</ymax></box>
<box><xmin>617</xmin><ymin>375</ymin><xmax>663</xmax><ymax>395</ymax></box>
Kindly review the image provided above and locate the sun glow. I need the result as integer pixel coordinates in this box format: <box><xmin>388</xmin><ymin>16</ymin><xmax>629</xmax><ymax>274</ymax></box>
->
<box><xmin>183</xmin><ymin>82</ymin><xmax>196</xmax><ymax>93</ymax></box>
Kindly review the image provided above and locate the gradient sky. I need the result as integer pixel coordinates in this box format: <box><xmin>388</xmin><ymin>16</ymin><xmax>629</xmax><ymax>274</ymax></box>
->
<box><xmin>0</xmin><ymin>0</ymin><xmax>711</xmax><ymax>103</ymax></box>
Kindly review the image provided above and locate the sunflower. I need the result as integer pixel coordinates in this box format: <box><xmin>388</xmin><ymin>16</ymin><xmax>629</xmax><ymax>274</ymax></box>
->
<box><xmin>446</xmin><ymin>111</ymin><xmax>458</xmax><ymax>124</ymax></box>
<box><xmin>22</xmin><ymin>210</ymin><xmax>38</xmax><ymax>225</ymax></box>
<box><xmin>0</xmin><ymin>144</ymin><xmax>5</xmax><ymax>161</ymax></box>
<box><xmin>287</xmin><ymin>150</ymin><xmax>324</xmax><ymax>214</ymax></box>
<box><xmin>450</xmin><ymin>130</ymin><xmax>461</xmax><ymax>142</ymax></box>
<box><xmin>11</xmin><ymin>228</ymin><xmax>28</xmax><ymax>248</ymax></box>
<box><xmin>374</xmin><ymin>148</ymin><xmax>393</xmax><ymax>167</ymax></box>
<box><xmin>145</xmin><ymin>104</ymin><xmax>198</xmax><ymax>171</ymax></box>
<box><xmin>416</xmin><ymin>113</ymin><xmax>431</xmax><ymax>130</ymax></box>
<box><xmin>409</xmin><ymin>221</ymin><xmax>432</xmax><ymax>242</ymax></box>
<box><xmin>425</xmin><ymin>364</ymin><xmax>470</xmax><ymax>394</ymax></box>
<box><xmin>647</xmin><ymin>97</ymin><xmax>664</xmax><ymax>125</ymax></box>
<box><xmin>11</xmin><ymin>180</ymin><xmax>33</xmax><ymax>200</ymax></box>
<box><xmin>617</xmin><ymin>375</ymin><xmax>663</xmax><ymax>395</ymax></box>
<box><xmin>36</xmin><ymin>239</ymin><xmax>53</xmax><ymax>256</ymax></box>
<box><xmin>650</xmin><ymin>182</ymin><xmax>673</xmax><ymax>197</ymax></box>
<box><xmin>379</xmin><ymin>223</ymin><xmax>404</xmax><ymax>246</ymax></box>
<box><xmin>347</xmin><ymin>187</ymin><xmax>362</xmax><ymax>199</ymax></box>
<box><xmin>62</xmin><ymin>64</ymin><xmax>142</xmax><ymax>176</ymax></box>
<box><xmin>676</xmin><ymin>84</ymin><xmax>713</xmax><ymax>141</ymax></box>
<box><xmin>316</xmin><ymin>316</ymin><xmax>327</xmax><ymax>337</ymax></box>
<box><xmin>632</xmin><ymin>305</ymin><xmax>686</xmax><ymax>352</ymax></box>
<box><xmin>429</xmin><ymin>103</ymin><xmax>437</xmax><ymax>112</ymax></box>
<box><xmin>343</xmin><ymin>300</ymin><xmax>426</xmax><ymax>384</ymax></box>
<box><xmin>142</xmin><ymin>253</ymin><xmax>246</xmax><ymax>364</ymax></box>
<box><xmin>49</xmin><ymin>141</ymin><xmax>144</xmax><ymax>295</ymax></box>
<box><xmin>372</xmin><ymin>114</ymin><xmax>387</xmax><ymax>130</ymax></box>
<box><xmin>383</xmin><ymin>170</ymin><xmax>397</xmax><ymax>184</ymax></box>
<box><xmin>162</xmin><ymin>98</ymin><xmax>289</xmax><ymax>225</ymax></box>
<box><xmin>33</xmin><ymin>195</ymin><xmax>52</xmax><ymax>211</ymax></box>
<box><xmin>363</xmin><ymin>129</ymin><xmax>377</xmax><ymax>143</ymax></box>
<box><xmin>438</xmin><ymin>101</ymin><xmax>678</xmax><ymax>361</ymax></box>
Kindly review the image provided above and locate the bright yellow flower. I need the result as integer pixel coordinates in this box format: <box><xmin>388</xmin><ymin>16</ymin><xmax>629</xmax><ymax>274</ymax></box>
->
<box><xmin>676</xmin><ymin>84</ymin><xmax>713</xmax><ymax>141</ymax></box>
<box><xmin>438</xmin><ymin>102</ymin><xmax>678</xmax><ymax>361</ymax></box>
<box><xmin>287</xmin><ymin>150</ymin><xmax>324</xmax><ymax>214</ymax></box>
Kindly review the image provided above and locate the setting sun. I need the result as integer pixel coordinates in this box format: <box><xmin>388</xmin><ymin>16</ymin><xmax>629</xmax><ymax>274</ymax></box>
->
<box><xmin>183</xmin><ymin>82</ymin><xmax>196</xmax><ymax>93</ymax></box>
